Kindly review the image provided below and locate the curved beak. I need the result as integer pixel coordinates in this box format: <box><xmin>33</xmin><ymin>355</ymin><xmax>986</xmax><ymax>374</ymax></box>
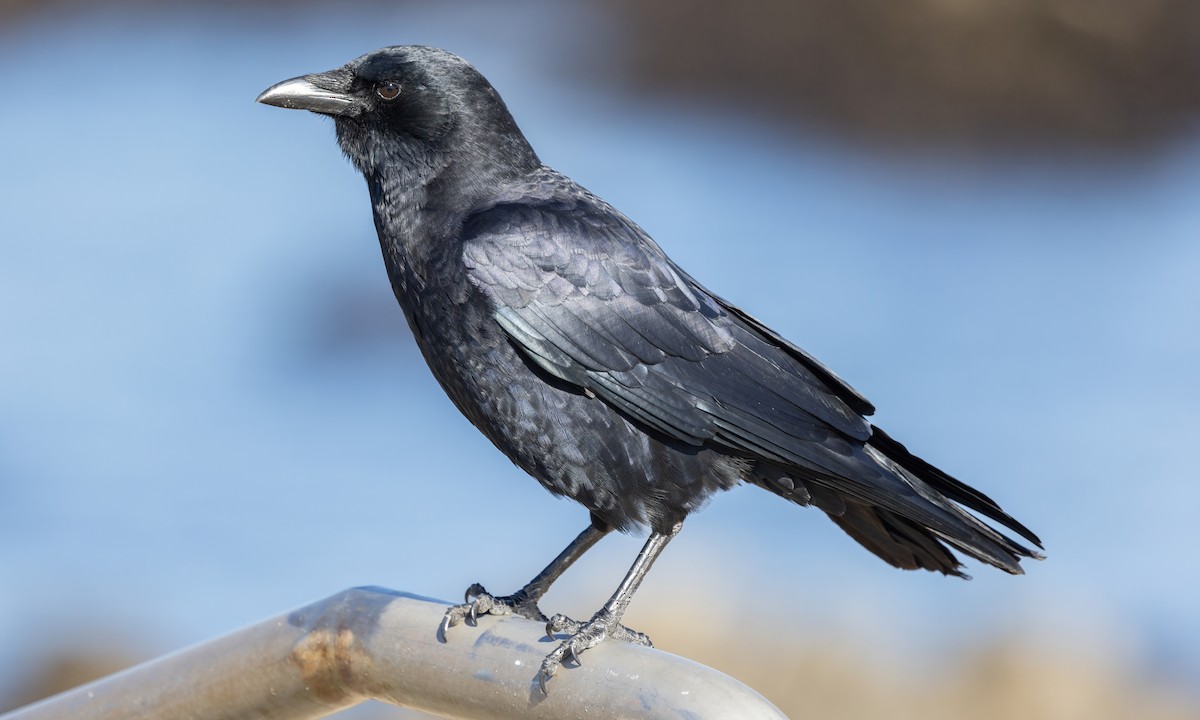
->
<box><xmin>256</xmin><ymin>74</ymin><xmax>359</xmax><ymax>117</ymax></box>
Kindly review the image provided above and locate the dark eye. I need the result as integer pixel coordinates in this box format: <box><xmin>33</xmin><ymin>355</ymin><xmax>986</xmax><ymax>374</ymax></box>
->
<box><xmin>375</xmin><ymin>80</ymin><xmax>401</xmax><ymax>101</ymax></box>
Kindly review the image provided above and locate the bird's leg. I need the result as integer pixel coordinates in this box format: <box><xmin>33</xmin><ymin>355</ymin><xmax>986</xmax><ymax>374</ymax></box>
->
<box><xmin>438</xmin><ymin>517</ymin><xmax>610</xmax><ymax>640</ymax></box>
<box><xmin>537</xmin><ymin>520</ymin><xmax>682</xmax><ymax>694</ymax></box>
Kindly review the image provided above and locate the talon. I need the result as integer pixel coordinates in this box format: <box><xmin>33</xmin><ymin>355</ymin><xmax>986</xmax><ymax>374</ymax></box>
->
<box><xmin>564</xmin><ymin>643</ymin><xmax>580</xmax><ymax>666</ymax></box>
<box><xmin>437</xmin><ymin>615</ymin><xmax>451</xmax><ymax>642</ymax></box>
<box><xmin>544</xmin><ymin>620</ymin><xmax>555</xmax><ymax>640</ymax></box>
<box><xmin>442</xmin><ymin>583</ymin><xmax>548</xmax><ymax>640</ymax></box>
<box><xmin>537</xmin><ymin>657</ymin><xmax>559</xmax><ymax>696</ymax></box>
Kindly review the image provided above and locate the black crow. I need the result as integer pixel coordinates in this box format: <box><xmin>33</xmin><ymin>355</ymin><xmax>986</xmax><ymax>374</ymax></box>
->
<box><xmin>257</xmin><ymin>46</ymin><xmax>1043</xmax><ymax>692</ymax></box>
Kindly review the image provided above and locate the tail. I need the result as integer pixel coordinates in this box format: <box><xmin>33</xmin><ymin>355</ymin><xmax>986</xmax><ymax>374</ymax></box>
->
<box><xmin>760</xmin><ymin>425</ymin><xmax>1044</xmax><ymax>577</ymax></box>
<box><xmin>854</xmin><ymin>425</ymin><xmax>1043</xmax><ymax>576</ymax></box>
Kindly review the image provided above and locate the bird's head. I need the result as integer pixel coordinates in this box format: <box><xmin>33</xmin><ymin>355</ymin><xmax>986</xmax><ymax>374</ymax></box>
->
<box><xmin>257</xmin><ymin>46</ymin><xmax>538</xmax><ymax>184</ymax></box>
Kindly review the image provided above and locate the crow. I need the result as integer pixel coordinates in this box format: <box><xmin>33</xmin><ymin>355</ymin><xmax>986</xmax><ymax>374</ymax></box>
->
<box><xmin>258</xmin><ymin>45</ymin><xmax>1043</xmax><ymax>692</ymax></box>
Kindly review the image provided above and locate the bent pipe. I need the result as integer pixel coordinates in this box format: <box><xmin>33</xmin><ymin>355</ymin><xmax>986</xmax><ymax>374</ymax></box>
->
<box><xmin>2</xmin><ymin>586</ymin><xmax>786</xmax><ymax>719</ymax></box>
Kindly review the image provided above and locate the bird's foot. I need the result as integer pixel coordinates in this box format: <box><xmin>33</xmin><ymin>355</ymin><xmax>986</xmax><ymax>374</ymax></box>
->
<box><xmin>537</xmin><ymin>610</ymin><xmax>652</xmax><ymax>694</ymax></box>
<box><xmin>438</xmin><ymin>583</ymin><xmax>546</xmax><ymax>641</ymax></box>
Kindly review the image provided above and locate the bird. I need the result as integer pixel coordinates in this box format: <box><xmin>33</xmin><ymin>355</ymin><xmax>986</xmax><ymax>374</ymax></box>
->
<box><xmin>257</xmin><ymin>45</ymin><xmax>1043</xmax><ymax>692</ymax></box>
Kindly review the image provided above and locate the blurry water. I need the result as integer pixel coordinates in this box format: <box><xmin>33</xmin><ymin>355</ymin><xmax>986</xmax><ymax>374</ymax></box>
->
<box><xmin>1</xmin><ymin>0</ymin><xmax>1197</xmax><ymax>694</ymax></box>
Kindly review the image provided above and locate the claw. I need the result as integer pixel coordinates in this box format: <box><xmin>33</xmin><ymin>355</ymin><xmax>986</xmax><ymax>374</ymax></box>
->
<box><xmin>564</xmin><ymin>643</ymin><xmax>579</xmax><ymax>666</ymax></box>
<box><xmin>465</xmin><ymin>583</ymin><xmax>486</xmax><ymax>604</ymax></box>
<box><xmin>443</xmin><ymin>582</ymin><xmax>549</xmax><ymax>644</ymax></box>
<box><xmin>537</xmin><ymin>656</ymin><xmax>560</xmax><ymax>696</ymax></box>
<box><xmin>437</xmin><ymin>615</ymin><xmax>451</xmax><ymax>642</ymax></box>
<box><xmin>544</xmin><ymin>620</ymin><xmax>555</xmax><ymax>640</ymax></box>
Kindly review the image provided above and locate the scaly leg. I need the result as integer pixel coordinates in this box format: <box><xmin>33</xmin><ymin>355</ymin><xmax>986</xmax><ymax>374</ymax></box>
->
<box><xmin>537</xmin><ymin>520</ymin><xmax>683</xmax><ymax>694</ymax></box>
<box><xmin>438</xmin><ymin>516</ymin><xmax>610</xmax><ymax>640</ymax></box>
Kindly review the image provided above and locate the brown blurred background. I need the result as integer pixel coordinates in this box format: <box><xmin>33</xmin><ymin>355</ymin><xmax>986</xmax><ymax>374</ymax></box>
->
<box><xmin>609</xmin><ymin>0</ymin><xmax>1200</xmax><ymax>151</ymax></box>
<box><xmin>6</xmin><ymin>0</ymin><xmax>1200</xmax><ymax>151</ymax></box>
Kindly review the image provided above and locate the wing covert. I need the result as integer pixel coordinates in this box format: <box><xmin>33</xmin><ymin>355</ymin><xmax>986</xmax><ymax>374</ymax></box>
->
<box><xmin>462</xmin><ymin>195</ymin><xmax>874</xmax><ymax>458</ymax></box>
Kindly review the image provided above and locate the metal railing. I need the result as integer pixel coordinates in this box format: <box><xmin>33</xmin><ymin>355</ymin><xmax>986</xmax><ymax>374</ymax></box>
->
<box><xmin>1</xmin><ymin>586</ymin><xmax>786</xmax><ymax>719</ymax></box>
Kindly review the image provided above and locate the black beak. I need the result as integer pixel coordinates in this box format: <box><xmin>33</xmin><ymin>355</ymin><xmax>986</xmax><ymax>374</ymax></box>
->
<box><xmin>256</xmin><ymin>73</ymin><xmax>360</xmax><ymax>117</ymax></box>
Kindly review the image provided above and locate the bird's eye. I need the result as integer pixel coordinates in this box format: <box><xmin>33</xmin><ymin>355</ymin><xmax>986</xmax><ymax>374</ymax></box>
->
<box><xmin>375</xmin><ymin>81</ymin><xmax>401</xmax><ymax>101</ymax></box>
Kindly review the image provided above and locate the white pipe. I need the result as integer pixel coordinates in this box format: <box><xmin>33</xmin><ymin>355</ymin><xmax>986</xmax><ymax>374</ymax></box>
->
<box><xmin>1</xmin><ymin>587</ymin><xmax>787</xmax><ymax>720</ymax></box>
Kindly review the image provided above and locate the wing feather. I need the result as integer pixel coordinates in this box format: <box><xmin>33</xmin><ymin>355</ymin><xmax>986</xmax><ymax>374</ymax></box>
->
<box><xmin>463</xmin><ymin>187</ymin><xmax>1037</xmax><ymax>574</ymax></box>
<box><xmin>463</xmin><ymin>201</ymin><xmax>872</xmax><ymax>462</ymax></box>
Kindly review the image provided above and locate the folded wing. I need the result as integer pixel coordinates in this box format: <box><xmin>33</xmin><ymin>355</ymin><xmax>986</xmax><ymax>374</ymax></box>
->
<box><xmin>463</xmin><ymin>191</ymin><xmax>1040</xmax><ymax>574</ymax></box>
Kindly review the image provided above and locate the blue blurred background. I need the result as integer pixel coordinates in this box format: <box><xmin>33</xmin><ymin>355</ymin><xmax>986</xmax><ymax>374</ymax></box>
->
<box><xmin>2</xmin><ymin>1</ymin><xmax>1198</xmax><ymax>717</ymax></box>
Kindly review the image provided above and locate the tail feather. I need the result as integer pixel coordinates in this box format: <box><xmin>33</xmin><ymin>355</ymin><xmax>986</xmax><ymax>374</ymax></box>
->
<box><xmin>755</xmin><ymin>425</ymin><xmax>1043</xmax><ymax>576</ymax></box>
<box><xmin>868</xmin><ymin>425</ymin><xmax>1043</xmax><ymax>549</ymax></box>
<box><xmin>863</xmin><ymin>432</ymin><xmax>1042</xmax><ymax>574</ymax></box>
<box><xmin>830</xmin><ymin>503</ymin><xmax>967</xmax><ymax>576</ymax></box>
